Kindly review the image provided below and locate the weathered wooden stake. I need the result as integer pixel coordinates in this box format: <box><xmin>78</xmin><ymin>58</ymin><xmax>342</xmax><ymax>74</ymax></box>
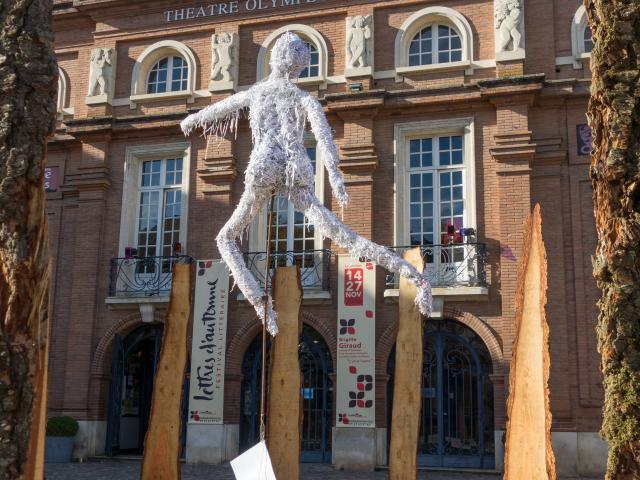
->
<box><xmin>389</xmin><ymin>247</ymin><xmax>424</xmax><ymax>480</ymax></box>
<box><xmin>267</xmin><ymin>266</ymin><xmax>303</xmax><ymax>480</ymax></box>
<box><xmin>504</xmin><ymin>204</ymin><xmax>556</xmax><ymax>480</ymax></box>
<box><xmin>140</xmin><ymin>263</ymin><xmax>193</xmax><ymax>480</ymax></box>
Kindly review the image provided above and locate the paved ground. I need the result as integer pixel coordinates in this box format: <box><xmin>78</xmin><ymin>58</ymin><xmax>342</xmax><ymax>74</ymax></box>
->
<box><xmin>45</xmin><ymin>459</ymin><xmax>602</xmax><ymax>479</ymax></box>
<box><xmin>46</xmin><ymin>459</ymin><xmax>503</xmax><ymax>480</ymax></box>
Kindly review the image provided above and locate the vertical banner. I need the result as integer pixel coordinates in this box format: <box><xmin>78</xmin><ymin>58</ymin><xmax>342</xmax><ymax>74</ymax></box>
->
<box><xmin>188</xmin><ymin>260</ymin><xmax>229</xmax><ymax>424</ymax></box>
<box><xmin>336</xmin><ymin>255</ymin><xmax>376</xmax><ymax>428</ymax></box>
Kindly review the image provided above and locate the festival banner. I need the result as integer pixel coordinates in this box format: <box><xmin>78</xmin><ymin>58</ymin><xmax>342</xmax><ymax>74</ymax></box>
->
<box><xmin>336</xmin><ymin>255</ymin><xmax>376</xmax><ymax>428</ymax></box>
<box><xmin>188</xmin><ymin>260</ymin><xmax>229</xmax><ymax>424</ymax></box>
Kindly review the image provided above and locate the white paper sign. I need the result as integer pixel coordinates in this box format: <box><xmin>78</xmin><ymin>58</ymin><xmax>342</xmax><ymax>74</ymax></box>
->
<box><xmin>231</xmin><ymin>441</ymin><xmax>276</xmax><ymax>480</ymax></box>
<box><xmin>187</xmin><ymin>260</ymin><xmax>229</xmax><ymax>424</ymax></box>
<box><xmin>336</xmin><ymin>255</ymin><xmax>376</xmax><ymax>428</ymax></box>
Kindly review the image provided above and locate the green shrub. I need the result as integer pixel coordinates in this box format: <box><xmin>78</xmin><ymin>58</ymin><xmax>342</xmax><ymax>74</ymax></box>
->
<box><xmin>46</xmin><ymin>416</ymin><xmax>79</xmax><ymax>437</ymax></box>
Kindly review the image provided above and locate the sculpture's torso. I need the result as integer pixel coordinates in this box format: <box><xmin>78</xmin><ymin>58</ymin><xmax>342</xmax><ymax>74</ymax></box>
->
<box><xmin>245</xmin><ymin>78</ymin><xmax>315</xmax><ymax>190</ymax></box>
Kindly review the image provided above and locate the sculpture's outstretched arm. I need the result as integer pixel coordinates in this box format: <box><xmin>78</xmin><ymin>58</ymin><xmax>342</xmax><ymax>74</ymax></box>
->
<box><xmin>181</xmin><ymin>89</ymin><xmax>251</xmax><ymax>136</ymax></box>
<box><xmin>301</xmin><ymin>93</ymin><xmax>349</xmax><ymax>207</ymax></box>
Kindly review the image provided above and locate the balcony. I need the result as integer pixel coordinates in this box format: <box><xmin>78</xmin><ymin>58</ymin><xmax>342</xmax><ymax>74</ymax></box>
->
<box><xmin>385</xmin><ymin>243</ymin><xmax>487</xmax><ymax>288</ymax></box>
<box><xmin>242</xmin><ymin>249</ymin><xmax>333</xmax><ymax>302</ymax></box>
<box><xmin>108</xmin><ymin>255</ymin><xmax>194</xmax><ymax>297</ymax></box>
<box><xmin>384</xmin><ymin>243</ymin><xmax>488</xmax><ymax>312</ymax></box>
<box><xmin>106</xmin><ymin>255</ymin><xmax>194</xmax><ymax>320</ymax></box>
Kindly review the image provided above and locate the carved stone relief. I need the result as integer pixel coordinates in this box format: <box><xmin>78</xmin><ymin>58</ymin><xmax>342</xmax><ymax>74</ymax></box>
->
<box><xmin>209</xmin><ymin>32</ymin><xmax>238</xmax><ymax>92</ymax></box>
<box><xmin>86</xmin><ymin>47</ymin><xmax>116</xmax><ymax>105</ymax></box>
<box><xmin>345</xmin><ymin>14</ymin><xmax>373</xmax><ymax>78</ymax></box>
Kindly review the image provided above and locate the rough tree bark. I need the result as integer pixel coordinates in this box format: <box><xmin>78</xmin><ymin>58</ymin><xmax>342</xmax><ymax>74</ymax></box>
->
<box><xmin>585</xmin><ymin>1</ymin><xmax>640</xmax><ymax>478</ymax></box>
<box><xmin>0</xmin><ymin>1</ymin><xmax>57</xmax><ymax>479</ymax></box>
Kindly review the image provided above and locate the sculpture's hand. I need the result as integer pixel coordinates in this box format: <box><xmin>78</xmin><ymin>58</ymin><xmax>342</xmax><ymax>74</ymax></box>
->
<box><xmin>181</xmin><ymin>89</ymin><xmax>251</xmax><ymax>136</ymax></box>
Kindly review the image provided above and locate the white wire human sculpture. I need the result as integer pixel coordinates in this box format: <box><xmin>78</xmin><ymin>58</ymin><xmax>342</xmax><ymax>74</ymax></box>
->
<box><xmin>181</xmin><ymin>32</ymin><xmax>432</xmax><ymax>336</ymax></box>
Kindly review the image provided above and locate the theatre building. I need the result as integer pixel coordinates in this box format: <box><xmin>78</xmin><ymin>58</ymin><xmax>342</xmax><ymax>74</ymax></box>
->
<box><xmin>48</xmin><ymin>0</ymin><xmax>605</xmax><ymax>476</ymax></box>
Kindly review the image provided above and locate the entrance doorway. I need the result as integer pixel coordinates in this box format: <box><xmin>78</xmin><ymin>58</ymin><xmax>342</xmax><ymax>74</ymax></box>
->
<box><xmin>239</xmin><ymin>324</ymin><xmax>333</xmax><ymax>462</ymax></box>
<box><xmin>105</xmin><ymin>324</ymin><xmax>188</xmax><ymax>456</ymax></box>
<box><xmin>388</xmin><ymin>319</ymin><xmax>495</xmax><ymax>469</ymax></box>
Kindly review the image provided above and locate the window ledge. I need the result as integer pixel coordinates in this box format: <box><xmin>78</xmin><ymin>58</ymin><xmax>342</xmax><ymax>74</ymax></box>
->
<box><xmin>129</xmin><ymin>90</ymin><xmax>194</xmax><ymax>108</ymax></box>
<box><xmin>237</xmin><ymin>289</ymin><xmax>331</xmax><ymax>305</ymax></box>
<box><xmin>296</xmin><ymin>76</ymin><xmax>327</xmax><ymax>90</ymax></box>
<box><xmin>395</xmin><ymin>60</ymin><xmax>471</xmax><ymax>81</ymax></box>
<box><xmin>383</xmin><ymin>285</ymin><xmax>488</xmax><ymax>302</ymax></box>
<box><xmin>105</xmin><ymin>295</ymin><xmax>169</xmax><ymax>309</ymax></box>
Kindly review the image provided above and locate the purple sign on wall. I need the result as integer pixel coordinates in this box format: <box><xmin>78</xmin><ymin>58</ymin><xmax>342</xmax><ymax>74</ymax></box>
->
<box><xmin>44</xmin><ymin>166</ymin><xmax>60</xmax><ymax>192</ymax></box>
<box><xmin>576</xmin><ymin>124</ymin><xmax>593</xmax><ymax>156</ymax></box>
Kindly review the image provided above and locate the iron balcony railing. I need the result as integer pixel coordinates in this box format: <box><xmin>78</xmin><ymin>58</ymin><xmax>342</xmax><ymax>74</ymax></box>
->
<box><xmin>243</xmin><ymin>249</ymin><xmax>333</xmax><ymax>291</ymax></box>
<box><xmin>108</xmin><ymin>255</ymin><xmax>194</xmax><ymax>297</ymax></box>
<box><xmin>385</xmin><ymin>243</ymin><xmax>487</xmax><ymax>288</ymax></box>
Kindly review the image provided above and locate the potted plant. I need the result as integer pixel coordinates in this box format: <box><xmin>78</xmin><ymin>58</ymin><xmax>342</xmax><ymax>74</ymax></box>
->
<box><xmin>45</xmin><ymin>416</ymin><xmax>78</xmax><ymax>463</ymax></box>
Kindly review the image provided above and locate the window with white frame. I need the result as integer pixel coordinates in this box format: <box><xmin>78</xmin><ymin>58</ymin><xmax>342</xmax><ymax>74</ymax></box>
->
<box><xmin>130</xmin><ymin>40</ymin><xmax>197</xmax><ymax>104</ymax></box>
<box><xmin>394</xmin><ymin>7</ymin><xmax>474</xmax><ymax>76</ymax></box>
<box><xmin>395</xmin><ymin>119</ymin><xmax>476</xmax><ymax>286</ymax></box>
<box><xmin>268</xmin><ymin>147</ymin><xmax>318</xmax><ymax>265</ymax></box>
<box><xmin>256</xmin><ymin>24</ymin><xmax>328</xmax><ymax>87</ymax></box>
<box><xmin>408</xmin><ymin>25</ymin><xmax>463</xmax><ymax>66</ymax></box>
<box><xmin>299</xmin><ymin>41</ymin><xmax>320</xmax><ymax>79</ymax></box>
<box><xmin>407</xmin><ymin>135</ymin><xmax>465</xmax><ymax>246</ymax></box>
<box><xmin>135</xmin><ymin>157</ymin><xmax>184</xmax><ymax>271</ymax></box>
<box><xmin>583</xmin><ymin>26</ymin><xmax>594</xmax><ymax>53</ymax></box>
<box><xmin>147</xmin><ymin>55</ymin><xmax>188</xmax><ymax>94</ymax></box>
<box><xmin>571</xmin><ymin>5</ymin><xmax>594</xmax><ymax>68</ymax></box>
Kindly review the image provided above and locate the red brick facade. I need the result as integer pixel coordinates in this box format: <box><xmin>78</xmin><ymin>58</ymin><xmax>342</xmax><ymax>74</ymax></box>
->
<box><xmin>47</xmin><ymin>0</ymin><xmax>603</xmax><ymax>473</ymax></box>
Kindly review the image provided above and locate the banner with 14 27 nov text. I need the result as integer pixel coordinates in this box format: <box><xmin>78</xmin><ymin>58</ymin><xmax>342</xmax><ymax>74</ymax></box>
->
<box><xmin>336</xmin><ymin>255</ymin><xmax>376</xmax><ymax>428</ymax></box>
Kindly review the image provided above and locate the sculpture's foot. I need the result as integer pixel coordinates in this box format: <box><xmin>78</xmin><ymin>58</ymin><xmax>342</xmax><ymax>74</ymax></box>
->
<box><xmin>413</xmin><ymin>277</ymin><xmax>433</xmax><ymax>318</ymax></box>
<box><xmin>255</xmin><ymin>296</ymin><xmax>279</xmax><ymax>336</ymax></box>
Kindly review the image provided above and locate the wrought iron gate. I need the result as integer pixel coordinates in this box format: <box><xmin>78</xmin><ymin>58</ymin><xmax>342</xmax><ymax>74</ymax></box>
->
<box><xmin>105</xmin><ymin>324</ymin><xmax>189</xmax><ymax>456</ymax></box>
<box><xmin>388</xmin><ymin>319</ymin><xmax>495</xmax><ymax>469</ymax></box>
<box><xmin>239</xmin><ymin>325</ymin><xmax>332</xmax><ymax>462</ymax></box>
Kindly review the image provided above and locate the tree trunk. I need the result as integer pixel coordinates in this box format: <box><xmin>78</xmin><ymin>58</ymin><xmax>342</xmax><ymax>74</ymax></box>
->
<box><xmin>585</xmin><ymin>1</ymin><xmax>640</xmax><ymax>478</ymax></box>
<box><xmin>0</xmin><ymin>1</ymin><xmax>57</xmax><ymax>479</ymax></box>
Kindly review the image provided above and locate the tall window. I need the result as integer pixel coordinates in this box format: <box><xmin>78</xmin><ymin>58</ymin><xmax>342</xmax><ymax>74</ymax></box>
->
<box><xmin>300</xmin><ymin>42</ymin><xmax>320</xmax><ymax>78</ymax></box>
<box><xmin>408</xmin><ymin>134</ymin><xmax>464</xmax><ymax>246</ymax></box>
<box><xmin>147</xmin><ymin>55</ymin><xmax>188</xmax><ymax>94</ymax></box>
<box><xmin>136</xmin><ymin>158</ymin><xmax>183</xmax><ymax>269</ymax></box>
<box><xmin>583</xmin><ymin>27</ymin><xmax>594</xmax><ymax>53</ymax></box>
<box><xmin>408</xmin><ymin>25</ymin><xmax>462</xmax><ymax>66</ymax></box>
<box><xmin>269</xmin><ymin>147</ymin><xmax>316</xmax><ymax>251</ymax></box>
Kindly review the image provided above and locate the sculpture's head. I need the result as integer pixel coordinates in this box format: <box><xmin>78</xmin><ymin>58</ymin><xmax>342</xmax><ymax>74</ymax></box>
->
<box><xmin>269</xmin><ymin>32</ymin><xmax>310</xmax><ymax>79</ymax></box>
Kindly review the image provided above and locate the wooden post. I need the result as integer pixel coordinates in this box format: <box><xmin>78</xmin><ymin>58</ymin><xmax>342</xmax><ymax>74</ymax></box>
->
<box><xmin>141</xmin><ymin>263</ymin><xmax>193</xmax><ymax>480</ymax></box>
<box><xmin>389</xmin><ymin>248</ymin><xmax>424</xmax><ymax>480</ymax></box>
<box><xmin>504</xmin><ymin>204</ymin><xmax>556</xmax><ymax>480</ymax></box>
<box><xmin>267</xmin><ymin>266</ymin><xmax>303</xmax><ymax>480</ymax></box>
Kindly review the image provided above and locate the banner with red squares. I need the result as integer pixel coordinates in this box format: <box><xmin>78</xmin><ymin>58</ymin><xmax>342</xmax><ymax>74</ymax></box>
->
<box><xmin>336</xmin><ymin>256</ymin><xmax>376</xmax><ymax>428</ymax></box>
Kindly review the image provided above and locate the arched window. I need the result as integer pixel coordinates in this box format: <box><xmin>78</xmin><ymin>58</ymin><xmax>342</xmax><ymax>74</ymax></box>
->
<box><xmin>146</xmin><ymin>55</ymin><xmax>188</xmax><ymax>94</ymax></box>
<box><xmin>395</xmin><ymin>7</ymin><xmax>474</xmax><ymax>77</ymax></box>
<box><xmin>408</xmin><ymin>24</ymin><xmax>463</xmax><ymax>66</ymax></box>
<box><xmin>256</xmin><ymin>24</ymin><xmax>328</xmax><ymax>88</ymax></box>
<box><xmin>583</xmin><ymin>25</ymin><xmax>594</xmax><ymax>53</ymax></box>
<box><xmin>130</xmin><ymin>40</ymin><xmax>197</xmax><ymax>106</ymax></box>
<box><xmin>57</xmin><ymin>66</ymin><xmax>70</xmax><ymax>117</ymax></box>
<box><xmin>571</xmin><ymin>5</ymin><xmax>593</xmax><ymax>68</ymax></box>
<box><xmin>300</xmin><ymin>41</ymin><xmax>320</xmax><ymax>79</ymax></box>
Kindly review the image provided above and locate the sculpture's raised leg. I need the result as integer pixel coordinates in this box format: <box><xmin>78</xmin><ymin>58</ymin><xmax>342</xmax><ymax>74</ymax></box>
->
<box><xmin>217</xmin><ymin>185</ymin><xmax>279</xmax><ymax>335</ymax></box>
<box><xmin>290</xmin><ymin>187</ymin><xmax>432</xmax><ymax>316</ymax></box>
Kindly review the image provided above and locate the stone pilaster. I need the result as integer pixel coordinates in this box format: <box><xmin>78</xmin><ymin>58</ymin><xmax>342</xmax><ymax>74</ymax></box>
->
<box><xmin>329</xmin><ymin>97</ymin><xmax>382</xmax><ymax>240</ymax></box>
<box><xmin>485</xmin><ymin>89</ymin><xmax>538</xmax><ymax>363</ymax></box>
<box><xmin>59</xmin><ymin>133</ymin><xmax>111</xmax><ymax>419</ymax></box>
